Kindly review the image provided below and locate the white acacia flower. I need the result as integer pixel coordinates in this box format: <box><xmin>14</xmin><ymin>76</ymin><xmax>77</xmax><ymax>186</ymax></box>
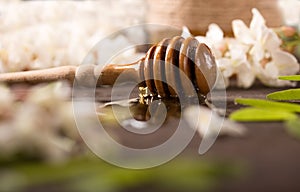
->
<box><xmin>183</xmin><ymin>8</ymin><xmax>300</xmax><ymax>88</ymax></box>
<box><xmin>0</xmin><ymin>82</ymin><xmax>81</xmax><ymax>162</ymax></box>
<box><xmin>254</xmin><ymin>50</ymin><xmax>299</xmax><ymax>86</ymax></box>
<box><xmin>185</xmin><ymin>24</ymin><xmax>256</xmax><ymax>88</ymax></box>
<box><xmin>182</xmin><ymin>25</ymin><xmax>256</xmax><ymax>88</ymax></box>
<box><xmin>217</xmin><ymin>39</ymin><xmax>255</xmax><ymax>88</ymax></box>
<box><xmin>184</xmin><ymin>105</ymin><xmax>246</xmax><ymax>138</ymax></box>
<box><xmin>0</xmin><ymin>1</ymin><xmax>146</xmax><ymax>72</ymax></box>
<box><xmin>195</xmin><ymin>23</ymin><xmax>227</xmax><ymax>58</ymax></box>
<box><xmin>232</xmin><ymin>8</ymin><xmax>299</xmax><ymax>87</ymax></box>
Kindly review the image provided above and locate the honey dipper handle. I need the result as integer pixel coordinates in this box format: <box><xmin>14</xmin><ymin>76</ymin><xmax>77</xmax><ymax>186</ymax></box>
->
<box><xmin>0</xmin><ymin>66</ymin><xmax>77</xmax><ymax>84</ymax></box>
<box><xmin>0</xmin><ymin>62</ymin><xmax>141</xmax><ymax>86</ymax></box>
<box><xmin>94</xmin><ymin>61</ymin><xmax>141</xmax><ymax>86</ymax></box>
<box><xmin>75</xmin><ymin>62</ymin><xmax>141</xmax><ymax>86</ymax></box>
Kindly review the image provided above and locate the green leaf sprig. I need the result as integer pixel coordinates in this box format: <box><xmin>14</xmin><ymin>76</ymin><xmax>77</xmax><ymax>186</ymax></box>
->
<box><xmin>267</xmin><ymin>88</ymin><xmax>300</xmax><ymax>100</ymax></box>
<box><xmin>230</xmin><ymin>75</ymin><xmax>300</xmax><ymax>139</ymax></box>
<box><xmin>230</xmin><ymin>99</ymin><xmax>298</xmax><ymax>122</ymax></box>
<box><xmin>266</xmin><ymin>75</ymin><xmax>300</xmax><ymax>101</ymax></box>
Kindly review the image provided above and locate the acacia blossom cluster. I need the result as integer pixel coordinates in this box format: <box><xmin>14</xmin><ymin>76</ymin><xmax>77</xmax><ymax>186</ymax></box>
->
<box><xmin>0</xmin><ymin>82</ymin><xmax>82</xmax><ymax>162</ymax></box>
<box><xmin>183</xmin><ymin>8</ymin><xmax>300</xmax><ymax>88</ymax></box>
<box><xmin>0</xmin><ymin>1</ymin><xmax>145</xmax><ymax>72</ymax></box>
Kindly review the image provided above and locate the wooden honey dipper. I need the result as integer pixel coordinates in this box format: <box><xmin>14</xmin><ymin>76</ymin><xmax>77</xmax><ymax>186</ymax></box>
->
<box><xmin>0</xmin><ymin>36</ymin><xmax>217</xmax><ymax>97</ymax></box>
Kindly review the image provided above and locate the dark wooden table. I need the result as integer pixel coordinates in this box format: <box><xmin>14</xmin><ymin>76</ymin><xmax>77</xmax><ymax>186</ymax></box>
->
<box><xmin>11</xmin><ymin>81</ymin><xmax>298</xmax><ymax>192</ymax></box>
<box><xmin>86</xmin><ymin>82</ymin><xmax>300</xmax><ymax>192</ymax></box>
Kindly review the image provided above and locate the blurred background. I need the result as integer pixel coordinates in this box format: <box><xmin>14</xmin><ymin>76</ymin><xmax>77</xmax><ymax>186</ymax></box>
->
<box><xmin>1</xmin><ymin>0</ymin><xmax>300</xmax><ymax>192</ymax></box>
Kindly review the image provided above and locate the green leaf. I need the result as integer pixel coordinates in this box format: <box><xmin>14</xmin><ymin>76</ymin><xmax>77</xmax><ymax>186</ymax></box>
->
<box><xmin>279</xmin><ymin>75</ymin><xmax>300</xmax><ymax>81</ymax></box>
<box><xmin>266</xmin><ymin>88</ymin><xmax>300</xmax><ymax>100</ymax></box>
<box><xmin>229</xmin><ymin>107</ymin><xmax>297</xmax><ymax>122</ymax></box>
<box><xmin>285</xmin><ymin>118</ymin><xmax>300</xmax><ymax>139</ymax></box>
<box><xmin>235</xmin><ymin>98</ymin><xmax>300</xmax><ymax>113</ymax></box>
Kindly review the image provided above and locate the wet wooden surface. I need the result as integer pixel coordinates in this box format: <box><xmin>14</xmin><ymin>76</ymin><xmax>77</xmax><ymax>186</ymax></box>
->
<box><xmin>12</xmin><ymin>80</ymin><xmax>300</xmax><ymax>192</ymax></box>
<box><xmin>89</xmin><ymin>82</ymin><xmax>300</xmax><ymax>192</ymax></box>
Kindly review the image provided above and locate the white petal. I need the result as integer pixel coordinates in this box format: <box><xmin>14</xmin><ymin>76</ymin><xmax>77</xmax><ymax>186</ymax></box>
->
<box><xmin>250</xmin><ymin>8</ymin><xmax>266</xmax><ymax>37</ymax></box>
<box><xmin>264</xmin><ymin>30</ymin><xmax>282</xmax><ymax>51</ymax></box>
<box><xmin>217</xmin><ymin>58</ymin><xmax>234</xmax><ymax>77</ymax></box>
<box><xmin>184</xmin><ymin>106</ymin><xmax>246</xmax><ymax>137</ymax></box>
<box><xmin>232</xmin><ymin>19</ymin><xmax>255</xmax><ymax>44</ymax></box>
<box><xmin>236</xmin><ymin>62</ymin><xmax>256</xmax><ymax>88</ymax></box>
<box><xmin>255</xmin><ymin>62</ymin><xmax>289</xmax><ymax>87</ymax></box>
<box><xmin>210</xmin><ymin>46</ymin><xmax>223</xmax><ymax>58</ymax></box>
<box><xmin>257</xmin><ymin>74</ymin><xmax>296</xmax><ymax>87</ymax></box>
<box><xmin>250</xmin><ymin>43</ymin><xmax>265</xmax><ymax>61</ymax></box>
<box><xmin>206</xmin><ymin>23</ymin><xmax>224</xmax><ymax>42</ymax></box>
<box><xmin>221</xmin><ymin>120</ymin><xmax>247</xmax><ymax>136</ymax></box>
<box><xmin>228</xmin><ymin>43</ymin><xmax>248</xmax><ymax>62</ymax></box>
<box><xmin>271</xmin><ymin>50</ymin><xmax>300</xmax><ymax>75</ymax></box>
<box><xmin>264</xmin><ymin>62</ymin><xmax>279</xmax><ymax>78</ymax></box>
<box><xmin>195</xmin><ymin>36</ymin><xmax>213</xmax><ymax>48</ymax></box>
<box><xmin>181</xmin><ymin>26</ymin><xmax>192</xmax><ymax>38</ymax></box>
